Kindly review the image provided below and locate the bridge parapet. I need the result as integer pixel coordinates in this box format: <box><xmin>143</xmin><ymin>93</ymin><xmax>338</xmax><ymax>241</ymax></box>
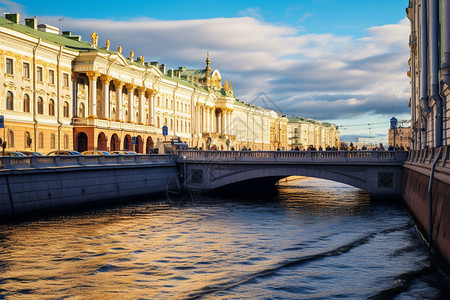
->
<box><xmin>177</xmin><ymin>150</ymin><xmax>408</xmax><ymax>164</ymax></box>
<box><xmin>0</xmin><ymin>154</ymin><xmax>172</xmax><ymax>170</ymax></box>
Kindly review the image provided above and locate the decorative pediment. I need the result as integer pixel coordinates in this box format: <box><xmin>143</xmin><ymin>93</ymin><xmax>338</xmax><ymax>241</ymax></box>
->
<box><xmin>47</xmin><ymin>92</ymin><xmax>57</xmax><ymax>97</ymax></box>
<box><xmin>21</xmin><ymin>85</ymin><xmax>32</xmax><ymax>92</ymax></box>
<box><xmin>37</xmin><ymin>89</ymin><xmax>46</xmax><ymax>95</ymax></box>
<box><xmin>3</xmin><ymin>81</ymin><xmax>17</xmax><ymax>90</ymax></box>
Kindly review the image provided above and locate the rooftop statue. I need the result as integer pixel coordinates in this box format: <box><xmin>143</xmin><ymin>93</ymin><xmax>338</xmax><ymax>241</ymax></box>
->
<box><xmin>129</xmin><ymin>49</ymin><xmax>134</xmax><ymax>60</ymax></box>
<box><xmin>90</xmin><ymin>32</ymin><xmax>98</xmax><ymax>48</ymax></box>
<box><xmin>118</xmin><ymin>44</ymin><xmax>122</xmax><ymax>54</ymax></box>
<box><xmin>105</xmin><ymin>38</ymin><xmax>110</xmax><ymax>51</ymax></box>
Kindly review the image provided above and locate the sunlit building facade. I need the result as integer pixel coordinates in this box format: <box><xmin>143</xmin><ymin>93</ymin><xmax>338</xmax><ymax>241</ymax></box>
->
<box><xmin>0</xmin><ymin>13</ymin><xmax>289</xmax><ymax>153</ymax></box>
<box><xmin>287</xmin><ymin>117</ymin><xmax>340</xmax><ymax>150</ymax></box>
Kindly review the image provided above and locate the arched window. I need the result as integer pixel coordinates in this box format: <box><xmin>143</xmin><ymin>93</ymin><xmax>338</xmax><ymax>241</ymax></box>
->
<box><xmin>24</xmin><ymin>131</ymin><xmax>31</xmax><ymax>148</ymax></box>
<box><xmin>157</xmin><ymin>117</ymin><xmax>160</xmax><ymax>128</ymax></box>
<box><xmin>37</xmin><ymin>97</ymin><xmax>43</xmax><ymax>114</ymax></box>
<box><xmin>157</xmin><ymin>96</ymin><xmax>160</xmax><ymax>106</ymax></box>
<box><xmin>50</xmin><ymin>133</ymin><xmax>56</xmax><ymax>149</ymax></box>
<box><xmin>79</xmin><ymin>102</ymin><xmax>85</xmax><ymax>118</ymax></box>
<box><xmin>165</xmin><ymin>98</ymin><xmax>168</xmax><ymax>108</ymax></box>
<box><xmin>38</xmin><ymin>132</ymin><xmax>44</xmax><ymax>148</ymax></box>
<box><xmin>6</xmin><ymin>91</ymin><xmax>13</xmax><ymax>110</ymax></box>
<box><xmin>64</xmin><ymin>133</ymin><xmax>69</xmax><ymax>149</ymax></box>
<box><xmin>49</xmin><ymin>99</ymin><xmax>55</xmax><ymax>116</ymax></box>
<box><xmin>23</xmin><ymin>94</ymin><xmax>30</xmax><ymax>112</ymax></box>
<box><xmin>63</xmin><ymin>101</ymin><xmax>69</xmax><ymax>117</ymax></box>
<box><xmin>7</xmin><ymin>129</ymin><xmax>14</xmax><ymax>148</ymax></box>
<box><xmin>164</xmin><ymin>118</ymin><xmax>168</xmax><ymax>127</ymax></box>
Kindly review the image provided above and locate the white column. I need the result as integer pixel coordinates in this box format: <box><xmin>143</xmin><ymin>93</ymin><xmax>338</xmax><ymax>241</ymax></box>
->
<box><xmin>127</xmin><ymin>84</ymin><xmax>135</xmax><ymax>123</ymax></box>
<box><xmin>228</xmin><ymin>111</ymin><xmax>232</xmax><ymax>135</ymax></box>
<box><xmin>150</xmin><ymin>91</ymin><xmax>156</xmax><ymax>126</ymax></box>
<box><xmin>138</xmin><ymin>87</ymin><xmax>145</xmax><ymax>124</ymax></box>
<box><xmin>101</xmin><ymin>75</ymin><xmax>110</xmax><ymax>119</ymax></box>
<box><xmin>87</xmin><ymin>72</ymin><xmax>99</xmax><ymax>118</ymax></box>
<box><xmin>114</xmin><ymin>80</ymin><xmax>124</xmax><ymax>121</ymax></box>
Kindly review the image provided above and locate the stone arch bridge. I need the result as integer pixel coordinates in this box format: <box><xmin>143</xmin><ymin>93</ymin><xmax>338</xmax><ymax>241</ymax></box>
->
<box><xmin>176</xmin><ymin>150</ymin><xmax>408</xmax><ymax>197</ymax></box>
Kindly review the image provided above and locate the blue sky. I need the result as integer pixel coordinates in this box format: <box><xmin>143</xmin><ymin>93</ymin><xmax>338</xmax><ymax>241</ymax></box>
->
<box><xmin>1</xmin><ymin>0</ymin><xmax>411</xmax><ymax>143</ymax></box>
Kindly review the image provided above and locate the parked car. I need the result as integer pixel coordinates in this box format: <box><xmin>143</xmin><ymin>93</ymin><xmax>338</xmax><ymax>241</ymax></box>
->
<box><xmin>18</xmin><ymin>151</ymin><xmax>43</xmax><ymax>156</ymax></box>
<box><xmin>81</xmin><ymin>150</ymin><xmax>111</xmax><ymax>155</ymax></box>
<box><xmin>110</xmin><ymin>150</ymin><xmax>137</xmax><ymax>155</ymax></box>
<box><xmin>47</xmin><ymin>150</ymin><xmax>83</xmax><ymax>156</ymax></box>
<box><xmin>1</xmin><ymin>151</ymin><xmax>26</xmax><ymax>157</ymax></box>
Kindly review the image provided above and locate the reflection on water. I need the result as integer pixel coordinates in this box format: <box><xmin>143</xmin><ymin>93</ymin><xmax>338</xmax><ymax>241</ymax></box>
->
<box><xmin>0</xmin><ymin>177</ymin><xmax>449</xmax><ymax>299</ymax></box>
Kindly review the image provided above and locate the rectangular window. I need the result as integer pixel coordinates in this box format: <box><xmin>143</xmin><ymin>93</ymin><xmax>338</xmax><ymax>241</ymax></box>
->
<box><xmin>6</xmin><ymin>58</ymin><xmax>13</xmax><ymax>74</ymax></box>
<box><xmin>49</xmin><ymin>69</ymin><xmax>55</xmax><ymax>84</ymax></box>
<box><xmin>63</xmin><ymin>73</ymin><xmax>69</xmax><ymax>87</ymax></box>
<box><xmin>37</xmin><ymin>66</ymin><xmax>43</xmax><ymax>82</ymax></box>
<box><xmin>23</xmin><ymin>62</ymin><xmax>30</xmax><ymax>78</ymax></box>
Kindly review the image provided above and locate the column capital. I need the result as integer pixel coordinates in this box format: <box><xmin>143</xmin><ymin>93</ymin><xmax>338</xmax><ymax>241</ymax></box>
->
<box><xmin>137</xmin><ymin>86</ymin><xmax>146</xmax><ymax>95</ymax></box>
<box><xmin>125</xmin><ymin>83</ymin><xmax>136</xmax><ymax>91</ymax></box>
<box><xmin>113</xmin><ymin>80</ymin><xmax>124</xmax><ymax>89</ymax></box>
<box><xmin>146</xmin><ymin>88</ymin><xmax>157</xmax><ymax>97</ymax></box>
<box><xmin>100</xmin><ymin>74</ymin><xmax>111</xmax><ymax>84</ymax></box>
<box><xmin>86</xmin><ymin>71</ymin><xmax>100</xmax><ymax>81</ymax></box>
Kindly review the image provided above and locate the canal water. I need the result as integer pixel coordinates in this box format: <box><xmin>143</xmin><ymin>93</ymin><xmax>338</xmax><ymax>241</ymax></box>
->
<box><xmin>0</xmin><ymin>177</ymin><xmax>449</xmax><ymax>299</ymax></box>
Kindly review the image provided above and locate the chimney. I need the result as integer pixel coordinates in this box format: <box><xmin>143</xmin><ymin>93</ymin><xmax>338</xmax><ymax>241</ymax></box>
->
<box><xmin>5</xmin><ymin>13</ymin><xmax>20</xmax><ymax>24</ymax></box>
<box><xmin>25</xmin><ymin>17</ymin><xmax>37</xmax><ymax>29</ymax></box>
<box><xmin>159</xmin><ymin>64</ymin><xmax>166</xmax><ymax>75</ymax></box>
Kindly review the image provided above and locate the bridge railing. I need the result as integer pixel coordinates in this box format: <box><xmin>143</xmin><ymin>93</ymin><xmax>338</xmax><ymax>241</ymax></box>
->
<box><xmin>0</xmin><ymin>154</ymin><xmax>172</xmax><ymax>170</ymax></box>
<box><xmin>406</xmin><ymin>145</ymin><xmax>449</xmax><ymax>168</ymax></box>
<box><xmin>176</xmin><ymin>150</ymin><xmax>408</xmax><ymax>163</ymax></box>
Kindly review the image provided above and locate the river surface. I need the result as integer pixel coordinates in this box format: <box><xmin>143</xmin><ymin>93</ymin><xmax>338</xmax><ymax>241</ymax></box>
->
<box><xmin>0</xmin><ymin>177</ymin><xmax>449</xmax><ymax>299</ymax></box>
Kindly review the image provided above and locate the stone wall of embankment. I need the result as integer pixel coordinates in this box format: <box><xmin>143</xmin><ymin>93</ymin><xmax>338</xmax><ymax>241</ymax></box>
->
<box><xmin>402</xmin><ymin>146</ymin><xmax>450</xmax><ymax>268</ymax></box>
<box><xmin>0</xmin><ymin>155</ymin><xmax>178</xmax><ymax>217</ymax></box>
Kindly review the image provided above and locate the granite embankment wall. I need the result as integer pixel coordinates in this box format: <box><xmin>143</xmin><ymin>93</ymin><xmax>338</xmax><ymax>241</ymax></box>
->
<box><xmin>402</xmin><ymin>146</ymin><xmax>450</xmax><ymax>268</ymax></box>
<box><xmin>0</xmin><ymin>155</ymin><xmax>178</xmax><ymax>217</ymax></box>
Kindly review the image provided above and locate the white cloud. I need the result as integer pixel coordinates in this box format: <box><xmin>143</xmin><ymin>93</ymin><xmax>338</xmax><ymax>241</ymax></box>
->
<box><xmin>36</xmin><ymin>14</ymin><xmax>410</xmax><ymax>131</ymax></box>
<box><xmin>0</xmin><ymin>0</ymin><xmax>24</xmax><ymax>15</ymax></box>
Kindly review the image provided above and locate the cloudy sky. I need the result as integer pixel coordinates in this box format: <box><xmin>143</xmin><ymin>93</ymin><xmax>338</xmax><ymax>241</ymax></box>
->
<box><xmin>1</xmin><ymin>0</ymin><xmax>411</xmax><ymax>142</ymax></box>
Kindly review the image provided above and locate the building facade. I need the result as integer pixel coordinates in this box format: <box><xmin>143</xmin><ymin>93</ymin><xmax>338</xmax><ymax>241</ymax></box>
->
<box><xmin>407</xmin><ymin>0</ymin><xmax>450</xmax><ymax>149</ymax></box>
<box><xmin>287</xmin><ymin>116</ymin><xmax>340</xmax><ymax>150</ymax></box>
<box><xmin>0</xmin><ymin>13</ymin><xmax>289</xmax><ymax>154</ymax></box>
<box><xmin>388</xmin><ymin>126</ymin><xmax>411</xmax><ymax>149</ymax></box>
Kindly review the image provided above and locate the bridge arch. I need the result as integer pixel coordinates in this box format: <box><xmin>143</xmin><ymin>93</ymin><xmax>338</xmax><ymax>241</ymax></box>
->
<box><xmin>180</xmin><ymin>150</ymin><xmax>407</xmax><ymax>197</ymax></box>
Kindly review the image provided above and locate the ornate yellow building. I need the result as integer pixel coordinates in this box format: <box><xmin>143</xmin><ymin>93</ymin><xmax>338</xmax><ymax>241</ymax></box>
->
<box><xmin>287</xmin><ymin>116</ymin><xmax>340</xmax><ymax>150</ymax></box>
<box><xmin>0</xmin><ymin>13</ymin><xmax>288</xmax><ymax>153</ymax></box>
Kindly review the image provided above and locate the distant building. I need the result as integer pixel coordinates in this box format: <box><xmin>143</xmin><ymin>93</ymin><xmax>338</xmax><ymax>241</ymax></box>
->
<box><xmin>287</xmin><ymin>116</ymin><xmax>340</xmax><ymax>150</ymax></box>
<box><xmin>388</xmin><ymin>127</ymin><xmax>411</xmax><ymax>149</ymax></box>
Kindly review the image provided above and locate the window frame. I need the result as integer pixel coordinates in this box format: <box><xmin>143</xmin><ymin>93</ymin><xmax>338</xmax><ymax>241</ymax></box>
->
<box><xmin>6</xmin><ymin>91</ymin><xmax>13</xmax><ymax>110</ymax></box>
<box><xmin>37</xmin><ymin>97</ymin><xmax>44</xmax><ymax>114</ymax></box>
<box><xmin>63</xmin><ymin>101</ymin><xmax>70</xmax><ymax>118</ymax></box>
<box><xmin>48</xmin><ymin>69</ymin><xmax>55</xmax><ymax>85</ymax></box>
<box><xmin>49</xmin><ymin>99</ymin><xmax>55</xmax><ymax>116</ymax></box>
<box><xmin>23</xmin><ymin>62</ymin><xmax>30</xmax><ymax>79</ymax></box>
<box><xmin>5</xmin><ymin>58</ymin><xmax>14</xmax><ymax>75</ymax></box>
<box><xmin>63</xmin><ymin>73</ymin><xmax>69</xmax><ymax>88</ymax></box>
<box><xmin>36</xmin><ymin>66</ymin><xmax>43</xmax><ymax>82</ymax></box>
<box><xmin>23</xmin><ymin>94</ymin><xmax>30</xmax><ymax>112</ymax></box>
